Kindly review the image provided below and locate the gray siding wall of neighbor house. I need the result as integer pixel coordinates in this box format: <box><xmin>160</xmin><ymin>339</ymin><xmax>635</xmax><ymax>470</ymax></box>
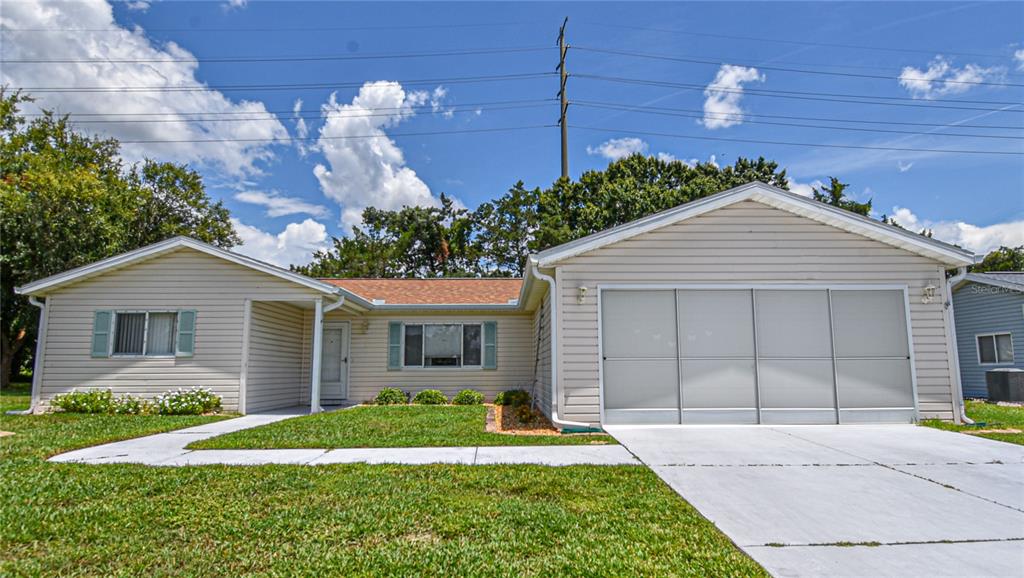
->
<box><xmin>245</xmin><ymin>301</ymin><xmax>306</xmax><ymax>412</ymax></box>
<box><xmin>953</xmin><ymin>282</ymin><xmax>1024</xmax><ymax>398</ymax></box>
<box><xmin>552</xmin><ymin>200</ymin><xmax>959</xmax><ymax>424</ymax></box>
<box><xmin>298</xmin><ymin>310</ymin><xmax>537</xmax><ymax>404</ymax></box>
<box><xmin>35</xmin><ymin>248</ymin><xmax>322</xmax><ymax>412</ymax></box>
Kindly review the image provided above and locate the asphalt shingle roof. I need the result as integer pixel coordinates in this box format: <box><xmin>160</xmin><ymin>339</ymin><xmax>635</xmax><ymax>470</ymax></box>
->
<box><xmin>320</xmin><ymin>278</ymin><xmax>523</xmax><ymax>305</ymax></box>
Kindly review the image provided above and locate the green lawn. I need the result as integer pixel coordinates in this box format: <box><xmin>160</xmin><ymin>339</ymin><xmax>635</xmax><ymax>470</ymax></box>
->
<box><xmin>0</xmin><ymin>393</ymin><xmax>763</xmax><ymax>576</ymax></box>
<box><xmin>923</xmin><ymin>400</ymin><xmax>1024</xmax><ymax>446</ymax></box>
<box><xmin>191</xmin><ymin>404</ymin><xmax>617</xmax><ymax>449</ymax></box>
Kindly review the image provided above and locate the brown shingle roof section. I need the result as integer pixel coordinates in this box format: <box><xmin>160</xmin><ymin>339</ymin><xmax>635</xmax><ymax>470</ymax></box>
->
<box><xmin>321</xmin><ymin>278</ymin><xmax>523</xmax><ymax>305</ymax></box>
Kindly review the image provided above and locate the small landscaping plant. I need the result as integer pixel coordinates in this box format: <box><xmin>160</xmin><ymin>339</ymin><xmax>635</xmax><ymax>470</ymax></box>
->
<box><xmin>494</xmin><ymin>389</ymin><xmax>531</xmax><ymax>407</ymax></box>
<box><xmin>154</xmin><ymin>387</ymin><xmax>222</xmax><ymax>415</ymax></box>
<box><xmin>374</xmin><ymin>387</ymin><xmax>409</xmax><ymax>405</ymax></box>
<box><xmin>51</xmin><ymin>388</ymin><xmax>116</xmax><ymax>414</ymax></box>
<box><xmin>412</xmin><ymin>389</ymin><xmax>448</xmax><ymax>405</ymax></box>
<box><xmin>452</xmin><ymin>389</ymin><xmax>484</xmax><ymax>405</ymax></box>
<box><xmin>112</xmin><ymin>394</ymin><xmax>153</xmax><ymax>415</ymax></box>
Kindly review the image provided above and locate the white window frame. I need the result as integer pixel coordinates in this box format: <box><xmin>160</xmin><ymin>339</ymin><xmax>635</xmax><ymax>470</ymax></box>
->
<box><xmin>401</xmin><ymin>322</ymin><xmax>483</xmax><ymax>370</ymax></box>
<box><xmin>976</xmin><ymin>332</ymin><xmax>1014</xmax><ymax>365</ymax></box>
<box><xmin>111</xmin><ymin>310</ymin><xmax>179</xmax><ymax>358</ymax></box>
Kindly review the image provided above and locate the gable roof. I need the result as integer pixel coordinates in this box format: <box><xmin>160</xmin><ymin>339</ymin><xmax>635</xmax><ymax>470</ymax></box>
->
<box><xmin>534</xmin><ymin>181</ymin><xmax>977</xmax><ymax>268</ymax></box>
<box><xmin>322</xmin><ymin>278</ymin><xmax>523</xmax><ymax>305</ymax></box>
<box><xmin>14</xmin><ymin>236</ymin><xmax>363</xmax><ymax>302</ymax></box>
<box><xmin>956</xmin><ymin>272</ymin><xmax>1024</xmax><ymax>293</ymax></box>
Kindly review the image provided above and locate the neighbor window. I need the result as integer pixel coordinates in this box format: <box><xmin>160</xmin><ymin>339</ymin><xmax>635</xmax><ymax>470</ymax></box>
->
<box><xmin>112</xmin><ymin>311</ymin><xmax>178</xmax><ymax>356</ymax></box>
<box><xmin>403</xmin><ymin>323</ymin><xmax>482</xmax><ymax>368</ymax></box>
<box><xmin>977</xmin><ymin>333</ymin><xmax>1014</xmax><ymax>364</ymax></box>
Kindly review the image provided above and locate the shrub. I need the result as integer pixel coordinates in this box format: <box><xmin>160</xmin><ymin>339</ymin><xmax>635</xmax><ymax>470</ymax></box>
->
<box><xmin>112</xmin><ymin>394</ymin><xmax>153</xmax><ymax>415</ymax></box>
<box><xmin>494</xmin><ymin>389</ymin><xmax>531</xmax><ymax>407</ymax></box>
<box><xmin>452</xmin><ymin>389</ymin><xmax>484</xmax><ymax>405</ymax></box>
<box><xmin>412</xmin><ymin>389</ymin><xmax>448</xmax><ymax>405</ymax></box>
<box><xmin>155</xmin><ymin>387</ymin><xmax>221</xmax><ymax>415</ymax></box>
<box><xmin>374</xmin><ymin>387</ymin><xmax>409</xmax><ymax>405</ymax></box>
<box><xmin>51</xmin><ymin>388</ymin><xmax>115</xmax><ymax>414</ymax></box>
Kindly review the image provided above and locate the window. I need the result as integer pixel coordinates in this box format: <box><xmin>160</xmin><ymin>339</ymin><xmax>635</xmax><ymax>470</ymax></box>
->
<box><xmin>403</xmin><ymin>323</ymin><xmax>482</xmax><ymax>368</ymax></box>
<box><xmin>112</xmin><ymin>311</ymin><xmax>178</xmax><ymax>357</ymax></box>
<box><xmin>977</xmin><ymin>333</ymin><xmax>1014</xmax><ymax>364</ymax></box>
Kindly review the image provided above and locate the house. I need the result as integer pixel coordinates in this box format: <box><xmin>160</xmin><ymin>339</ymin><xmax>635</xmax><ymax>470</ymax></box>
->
<box><xmin>16</xmin><ymin>182</ymin><xmax>979</xmax><ymax>425</ymax></box>
<box><xmin>952</xmin><ymin>272</ymin><xmax>1024</xmax><ymax>398</ymax></box>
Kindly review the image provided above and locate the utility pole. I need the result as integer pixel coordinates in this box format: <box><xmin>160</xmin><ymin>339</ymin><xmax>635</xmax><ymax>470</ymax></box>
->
<box><xmin>557</xmin><ymin>17</ymin><xmax>569</xmax><ymax>180</ymax></box>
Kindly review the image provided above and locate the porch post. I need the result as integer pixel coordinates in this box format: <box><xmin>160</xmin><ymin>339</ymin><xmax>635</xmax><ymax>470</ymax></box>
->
<box><xmin>310</xmin><ymin>297</ymin><xmax>324</xmax><ymax>413</ymax></box>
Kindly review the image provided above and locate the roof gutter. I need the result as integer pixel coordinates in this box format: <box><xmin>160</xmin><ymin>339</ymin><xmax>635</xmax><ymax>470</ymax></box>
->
<box><xmin>946</xmin><ymin>266</ymin><xmax>973</xmax><ymax>424</ymax></box>
<box><xmin>529</xmin><ymin>261</ymin><xmax>593</xmax><ymax>431</ymax></box>
<box><xmin>7</xmin><ymin>297</ymin><xmax>47</xmax><ymax>415</ymax></box>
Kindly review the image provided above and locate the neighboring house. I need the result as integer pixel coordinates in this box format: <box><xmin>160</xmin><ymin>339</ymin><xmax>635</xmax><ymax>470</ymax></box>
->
<box><xmin>952</xmin><ymin>272</ymin><xmax>1024</xmax><ymax>398</ymax></box>
<box><xmin>16</xmin><ymin>182</ymin><xmax>978</xmax><ymax>425</ymax></box>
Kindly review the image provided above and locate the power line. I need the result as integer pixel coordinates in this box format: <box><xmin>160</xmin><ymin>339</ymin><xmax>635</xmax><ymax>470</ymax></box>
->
<box><xmin>575</xmin><ymin>73</ymin><xmax>1024</xmax><ymax>113</ymax></box>
<box><xmin>0</xmin><ymin>20</ymin><xmax>544</xmax><ymax>33</ymax></box>
<box><xmin>574</xmin><ymin>102</ymin><xmax>1024</xmax><ymax>140</ymax></box>
<box><xmin>17</xmin><ymin>72</ymin><xmax>555</xmax><ymax>93</ymax></box>
<box><xmin>1</xmin><ymin>46</ymin><xmax>550</xmax><ymax>64</ymax></box>
<box><xmin>570</xmin><ymin>125</ymin><xmax>1023</xmax><ymax>155</ymax></box>
<box><xmin>115</xmin><ymin>124</ymin><xmax>555</xmax><ymax>144</ymax></box>
<box><xmin>575</xmin><ymin>21</ymin><xmax>1012</xmax><ymax>61</ymax></box>
<box><xmin>573</xmin><ymin>46</ymin><xmax>1024</xmax><ymax>88</ymax></box>
<box><xmin>574</xmin><ymin>99</ymin><xmax>1023</xmax><ymax>130</ymax></box>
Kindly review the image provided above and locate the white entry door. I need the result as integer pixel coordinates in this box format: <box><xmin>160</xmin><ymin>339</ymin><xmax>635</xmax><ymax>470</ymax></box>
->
<box><xmin>320</xmin><ymin>322</ymin><xmax>349</xmax><ymax>402</ymax></box>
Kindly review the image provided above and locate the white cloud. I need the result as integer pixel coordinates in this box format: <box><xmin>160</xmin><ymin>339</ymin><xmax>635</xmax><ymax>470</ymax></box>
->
<box><xmin>0</xmin><ymin>0</ymin><xmax>288</xmax><ymax>176</ymax></box>
<box><xmin>788</xmin><ymin>179</ymin><xmax>825</xmax><ymax>198</ymax></box>
<box><xmin>656</xmin><ymin>152</ymin><xmax>676</xmax><ymax>163</ymax></box>
<box><xmin>222</xmin><ymin>0</ymin><xmax>247</xmax><ymax>10</ymax></box>
<box><xmin>898</xmin><ymin>161</ymin><xmax>914</xmax><ymax>173</ymax></box>
<box><xmin>701</xmin><ymin>65</ymin><xmax>764</xmax><ymax>129</ymax></box>
<box><xmin>586</xmin><ymin>137</ymin><xmax>648</xmax><ymax>160</ymax></box>
<box><xmin>292</xmin><ymin>98</ymin><xmax>309</xmax><ymax>156</ymax></box>
<box><xmin>898</xmin><ymin>56</ymin><xmax>1005</xmax><ymax>99</ymax></box>
<box><xmin>1015</xmin><ymin>49</ymin><xmax>1024</xmax><ymax>71</ymax></box>
<box><xmin>234</xmin><ymin>191</ymin><xmax>329</xmax><ymax>218</ymax></box>
<box><xmin>311</xmin><ymin>81</ymin><xmax>454</xmax><ymax>231</ymax></box>
<box><xmin>429</xmin><ymin>86</ymin><xmax>454</xmax><ymax>119</ymax></box>
<box><xmin>231</xmin><ymin>218</ymin><xmax>328</xmax><ymax>267</ymax></box>
<box><xmin>889</xmin><ymin>207</ymin><xmax>1024</xmax><ymax>255</ymax></box>
<box><xmin>124</xmin><ymin>1</ymin><xmax>149</xmax><ymax>11</ymax></box>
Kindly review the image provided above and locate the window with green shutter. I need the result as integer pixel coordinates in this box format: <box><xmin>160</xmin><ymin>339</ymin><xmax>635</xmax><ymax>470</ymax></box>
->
<box><xmin>176</xmin><ymin>310</ymin><xmax>196</xmax><ymax>357</ymax></box>
<box><xmin>91</xmin><ymin>310</ymin><xmax>112</xmax><ymax>357</ymax></box>
<box><xmin>483</xmin><ymin>321</ymin><xmax>497</xmax><ymax>369</ymax></box>
<box><xmin>387</xmin><ymin>321</ymin><xmax>402</xmax><ymax>370</ymax></box>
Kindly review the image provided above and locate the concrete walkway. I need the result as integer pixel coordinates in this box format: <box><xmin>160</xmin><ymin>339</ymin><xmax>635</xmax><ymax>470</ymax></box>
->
<box><xmin>48</xmin><ymin>409</ymin><xmax>637</xmax><ymax>467</ymax></box>
<box><xmin>607</xmin><ymin>424</ymin><xmax>1024</xmax><ymax>578</ymax></box>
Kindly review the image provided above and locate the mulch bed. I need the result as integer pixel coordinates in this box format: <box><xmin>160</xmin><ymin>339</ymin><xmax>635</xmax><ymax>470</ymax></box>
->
<box><xmin>486</xmin><ymin>404</ymin><xmax>609</xmax><ymax>442</ymax></box>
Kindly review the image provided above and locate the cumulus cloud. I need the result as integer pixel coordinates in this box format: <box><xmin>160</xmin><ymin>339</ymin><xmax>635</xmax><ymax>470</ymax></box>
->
<box><xmin>656</xmin><ymin>152</ymin><xmax>677</xmax><ymax>163</ymax></box>
<box><xmin>898</xmin><ymin>56</ymin><xmax>1005</xmax><ymax>99</ymax></box>
<box><xmin>234</xmin><ymin>191</ymin><xmax>329</xmax><ymax>218</ymax></box>
<box><xmin>312</xmin><ymin>81</ymin><xmax>454</xmax><ymax>231</ymax></box>
<box><xmin>788</xmin><ymin>179</ymin><xmax>825</xmax><ymax>198</ymax></box>
<box><xmin>888</xmin><ymin>207</ymin><xmax>1024</xmax><ymax>255</ymax></box>
<box><xmin>0</xmin><ymin>0</ymin><xmax>288</xmax><ymax>176</ymax></box>
<box><xmin>124</xmin><ymin>1</ymin><xmax>149</xmax><ymax>11</ymax></box>
<box><xmin>231</xmin><ymin>218</ymin><xmax>328</xmax><ymax>267</ymax></box>
<box><xmin>429</xmin><ymin>86</ymin><xmax>454</xmax><ymax>119</ymax></box>
<box><xmin>701</xmin><ymin>65</ymin><xmax>764</xmax><ymax>129</ymax></box>
<box><xmin>586</xmin><ymin>137</ymin><xmax>648</xmax><ymax>160</ymax></box>
<box><xmin>222</xmin><ymin>0</ymin><xmax>247</xmax><ymax>10</ymax></box>
<box><xmin>1015</xmin><ymin>48</ymin><xmax>1024</xmax><ymax>71</ymax></box>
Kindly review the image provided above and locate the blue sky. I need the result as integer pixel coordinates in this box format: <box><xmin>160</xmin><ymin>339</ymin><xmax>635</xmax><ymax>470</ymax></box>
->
<box><xmin>3</xmin><ymin>1</ymin><xmax>1022</xmax><ymax>266</ymax></box>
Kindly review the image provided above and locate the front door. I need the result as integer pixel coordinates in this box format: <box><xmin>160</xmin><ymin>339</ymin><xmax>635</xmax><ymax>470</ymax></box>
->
<box><xmin>321</xmin><ymin>322</ymin><xmax>349</xmax><ymax>402</ymax></box>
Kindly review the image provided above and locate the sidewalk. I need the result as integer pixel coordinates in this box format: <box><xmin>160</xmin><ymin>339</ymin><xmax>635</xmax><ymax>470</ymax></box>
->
<box><xmin>48</xmin><ymin>409</ymin><xmax>638</xmax><ymax>467</ymax></box>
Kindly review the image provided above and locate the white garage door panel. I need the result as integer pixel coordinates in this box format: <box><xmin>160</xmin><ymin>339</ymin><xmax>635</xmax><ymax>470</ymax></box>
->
<box><xmin>755</xmin><ymin>290</ymin><xmax>833</xmax><ymax>358</ymax></box>
<box><xmin>837</xmin><ymin>359</ymin><xmax>914</xmax><ymax>408</ymax></box>
<box><xmin>677</xmin><ymin>290</ymin><xmax>755</xmax><ymax>357</ymax></box>
<box><xmin>831</xmin><ymin>290</ymin><xmax>910</xmax><ymax>358</ymax></box>
<box><xmin>680</xmin><ymin>359</ymin><xmax>758</xmax><ymax>424</ymax></box>
<box><xmin>601</xmin><ymin>290</ymin><xmax>677</xmax><ymax>358</ymax></box>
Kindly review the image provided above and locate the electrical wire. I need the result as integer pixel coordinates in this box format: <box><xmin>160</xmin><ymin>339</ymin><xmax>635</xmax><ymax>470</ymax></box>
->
<box><xmin>115</xmin><ymin>123</ymin><xmax>556</xmax><ymax>144</ymax></box>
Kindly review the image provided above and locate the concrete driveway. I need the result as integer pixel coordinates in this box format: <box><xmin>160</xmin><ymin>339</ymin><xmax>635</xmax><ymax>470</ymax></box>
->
<box><xmin>606</xmin><ymin>424</ymin><xmax>1024</xmax><ymax>578</ymax></box>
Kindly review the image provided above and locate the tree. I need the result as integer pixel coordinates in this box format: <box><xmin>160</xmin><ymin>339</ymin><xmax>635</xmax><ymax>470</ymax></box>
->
<box><xmin>472</xmin><ymin>181</ymin><xmax>540</xmax><ymax>276</ymax></box>
<box><xmin>0</xmin><ymin>90</ymin><xmax>238</xmax><ymax>387</ymax></box>
<box><xmin>813</xmin><ymin>177</ymin><xmax>871</xmax><ymax>216</ymax></box>
<box><xmin>974</xmin><ymin>246</ymin><xmax>1024</xmax><ymax>272</ymax></box>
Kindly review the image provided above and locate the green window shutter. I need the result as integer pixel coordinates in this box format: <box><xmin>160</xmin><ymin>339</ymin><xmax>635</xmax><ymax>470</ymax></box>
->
<box><xmin>91</xmin><ymin>310</ymin><xmax>112</xmax><ymax>358</ymax></box>
<box><xmin>387</xmin><ymin>321</ymin><xmax>403</xmax><ymax>370</ymax></box>
<box><xmin>483</xmin><ymin>321</ymin><xmax>497</xmax><ymax>369</ymax></box>
<box><xmin>176</xmin><ymin>310</ymin><xmax>197</xmax><ymax>357</ymax></box>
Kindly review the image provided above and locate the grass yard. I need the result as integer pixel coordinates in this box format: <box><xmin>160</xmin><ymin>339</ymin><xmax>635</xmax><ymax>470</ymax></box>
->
<box><xmin>190</xmin><ymin>404</ymin><xmax>617</xmax><ymax>449</ymax></box>
<box><xmin>923</xmin><ymin>400</ymin><xmax>1024</xmax><ymax>446</ymax></box>
<box><xmin>0</xmin><ymin>390</ymin><xmax>764</xmax><ymax>576</ymax></box>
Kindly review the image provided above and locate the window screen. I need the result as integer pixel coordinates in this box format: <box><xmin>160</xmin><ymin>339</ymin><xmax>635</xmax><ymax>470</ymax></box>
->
<box><xmin>145</xmin><ymin>313</ymin><xmax>177</xmax><ymax>356</ymax></box>
<box><xmin>404</xmin><ymin>325</ymin><xmax>423</xmax><ymax>366</ymax></box>
<box><xmin>979</xmin><ymin>334</ymin><xmax>1014</xmax><ymax>364</ymax></box>
<box><xmin>424</xmin><ymin>324</ymin><xmax>461</xmax><ymax>367</ymax></box>
<box><xmin>463</xmin><ymin>324</ymin><xmax>482</xmax><ymax>366</ymax></box>
<box><xmin>113</xmin><ymin>313</ymin><xmax>145</xmax><ymax>355</ymax></box>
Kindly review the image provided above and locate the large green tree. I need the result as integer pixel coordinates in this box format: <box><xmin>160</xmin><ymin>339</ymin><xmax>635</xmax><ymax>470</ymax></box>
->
<box><xmin>973</xmin><ymin>246</ymin><xmax>1024</xmax><ymax>272</ymax></box>
<box><xmin>0</xmin><ymin>90</ymin><xmax>238</xmax><ymax>387</ymax></box>
<box><xmin>812</xmin><ymin>176</ymin><xmax>872</xmax><ymax>217</ymax></box>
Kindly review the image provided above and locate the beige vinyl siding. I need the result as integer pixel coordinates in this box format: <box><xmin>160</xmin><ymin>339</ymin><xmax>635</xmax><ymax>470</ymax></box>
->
<box><xmin>553</xmin><ymin>200</ymin><xmax>956</xmax><ymax>423</ymax></box>
<box><xmin>245</xmin><ymin>301</ymin><xmax>306</xmax><ymax>412</ymax></box>
<box><xmin>299</xmin><ymin>311</ymin><xmax>535</xmax><ymax>403</ymax></box>
<box><xmin>37</xmin><ymin>247</ymin><xmax>322</xmax><ymax>412</ymax></box>
<box><xmin>532</xmin><ymin>290</ymin><xmax>553</xmax><ymax>416</ymax></box>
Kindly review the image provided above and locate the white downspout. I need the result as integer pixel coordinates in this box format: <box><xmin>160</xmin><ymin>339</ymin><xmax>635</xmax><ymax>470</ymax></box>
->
<box><xmin>946</xmin><ymin>266</ymin><xmax>972</xmax><ymax>424</ymax></box>
<box><xmin>309</xmin><ymin>295</ymin><xmax>345</xmax><ymax>414</ymax></box>
<box><xmin>8</xmin><ymin>296</ymin><xmax>47</xmax><ymax>415</ymax></box>
<box><xmin>530</xmin><ymin>263</ymin><xmax>593</xmax><ymax>430</ymax></box>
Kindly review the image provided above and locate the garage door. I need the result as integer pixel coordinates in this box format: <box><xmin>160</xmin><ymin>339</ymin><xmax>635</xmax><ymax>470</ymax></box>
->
<box><xmin>601</xmin><ymin>288</ymin><xmax>915</xmax><ymax>425</ymax></box>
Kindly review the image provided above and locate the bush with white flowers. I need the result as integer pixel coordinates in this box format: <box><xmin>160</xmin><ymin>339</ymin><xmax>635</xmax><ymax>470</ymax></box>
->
<box><xmin>154</xmin><ymin>387</ymin><xmax>222</xmax><ymax>415</ymax></box>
